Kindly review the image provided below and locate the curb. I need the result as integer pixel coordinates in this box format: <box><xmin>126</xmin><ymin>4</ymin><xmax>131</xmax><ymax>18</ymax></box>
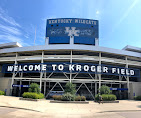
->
<box><xmin>19</xmin><ymin>98</ymin><xmax>38</xmax><ymax>101</ymax></box>
<box><xmin>50</xmin><ymin>100</ymin><xmax>89</xmax><ymax>104</ymax></box>
<box><xmin>19</xmin><ymin>98</ymin><xmax>46</xmax><ymax>101</ymax></box>
<box><xmin>0</xmin><ymin>105</ymin><xmax>41</xmax><ymax>112</ymax></box>
<box><xmin>102</xmin><ymin>101</ymin><xmax>119</xmax><ymax>103</ymax></box>
<box><xmin>95</xmin><ymin>101</ymin><xmax>119</xmax><ymax>103</ymax></box>
<box><xmin>98</xmin><ymin>110</ymin><xmax>141</xmax><ymax>113</ymax></box>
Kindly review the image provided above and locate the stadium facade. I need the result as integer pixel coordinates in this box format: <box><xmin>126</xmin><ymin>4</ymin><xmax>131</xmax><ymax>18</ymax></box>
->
<box><xmin>0</xmin><ymin>18</ymin><xmax>141</xmax><ymax>100</ymax></box>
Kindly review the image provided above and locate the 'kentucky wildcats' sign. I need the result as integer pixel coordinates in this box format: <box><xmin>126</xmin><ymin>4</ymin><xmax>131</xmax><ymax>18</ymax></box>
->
<box><xmin>2</xmin><ymin>63</ymin><xmax>140</xmax><ymax>78</ymax></box>
<box><xmin>46</xmin><ymin>18</ymin><xmax>98</xmax><ymax>45</ymax></box>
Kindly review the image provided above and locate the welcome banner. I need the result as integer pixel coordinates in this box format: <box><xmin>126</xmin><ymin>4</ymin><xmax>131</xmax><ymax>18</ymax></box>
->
<box><xmin>2</xmin><ymin>63</ymin><xmax>140</xmax><ymax>77</ymax></box>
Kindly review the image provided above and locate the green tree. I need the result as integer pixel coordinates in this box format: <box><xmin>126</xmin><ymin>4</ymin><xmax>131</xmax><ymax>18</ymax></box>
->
<box><xmin>65</xmin><ymin>82</ymin><xmax>76</xmax><ymax>95</ymax></box>
<box><xmin>99</xmin><ymin>85</ymin><xmax>111</xmax><ymax>95</ymax></box>
<box><xmin>28</xmin><ymin>83</ymin><xmax>40</xmax><ymax>94</ymax></box>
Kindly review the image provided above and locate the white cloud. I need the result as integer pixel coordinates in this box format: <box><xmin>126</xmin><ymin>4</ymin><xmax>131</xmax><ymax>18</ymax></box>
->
<box><xmin>0</xmin><ymin>7</ymin><xmax>31</xmax><ymax>46</ymax></box>
<box><xmin>0</xmin><ymin>7</ymin><xmax>21</xmax><ymax>27</ymax></box>
<box><xmin>0</xmin><ymin>24</ymin><xmax>22</xmax><ymax>35</ymax></box>
<box><xmin>0</xmin><ymin>34</ymin><xmax>30</xmax><ymax>46</ymax></box>
<box><xmin>24</xmin><ymin>34</ymin><xmax>29</xmax><ymax>39</ymax></box>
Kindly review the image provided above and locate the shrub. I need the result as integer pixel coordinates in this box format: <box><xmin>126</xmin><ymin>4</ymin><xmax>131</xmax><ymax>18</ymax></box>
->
<box><xmin>102</xmin><ymin>94</ymin><xmax>117</xmax><ymax>101</ymax></box>
<box><xmin>62</xmin><ymin>93</ymin><xmax>75</xmax><ymax>101</ymax></box>
<box><xmin>75</xmin><ymin>95</ymin><xmax>81</xmax><ymax>101</ymax></box>
<box><xmin>95</xmin><ymin>94</ymin><xmax>116</xmax><ymax>101</ymax></box>
<box><xmin>134</xmin><ymin>96</ymin><xmax>141</xmax><ymax>100</ymax></box>
<box><xmin>65</xmin><ymin>82</ymin><xmax>76</xmax><ymax>95</ymax></box>
<box><xmin>52</xmin><ymin>95</ymin><xmax>86</xmax><ymax>101</ymax></box>
<box><xmin>52</xmin><ymin>95</ymin><xmax>62</xmax><ymax>100</ymax></box>
<box><xmin>38</xmin><ymin>93</ymin><xmax>44</xmax><ymax>99</ymax></box>
<box><xmin>81</xmin><ymin>96</ymin><xmax>86</xmax><ymax>101</ymax></box>
<box><xmin>28</xmin><ymin>83</ymin><xmax>40</xmax><ymax>94</ymax></box>
<box><xmin>0</xmin><ymin>90</ymin><xmax>5</xmax><ymax>95</ymax></box>
<box><xmin>99</xmin><ymin>85</ymin><xmax>111</xmax><ymax>95</ymax></box>
<box><xmin>75</xmin><ymin>96</ymin><xmax>86</xmax><ymax>101</ymax></box>
<box><xmin>22</xmin><ymin>92</ymin><xmax>44</xmax><ymax>99</ymax></box>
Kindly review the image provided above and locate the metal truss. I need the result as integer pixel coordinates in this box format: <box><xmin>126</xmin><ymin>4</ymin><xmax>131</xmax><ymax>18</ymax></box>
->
<box><xmin>45</xmin><ymin>82</ymin><xmax>64</xmax><ymax>98</ymax></box>
<box><xmin>76</xmin><ymin>83</ymin><xmax>95</xmax><ymax>100</ymax></box>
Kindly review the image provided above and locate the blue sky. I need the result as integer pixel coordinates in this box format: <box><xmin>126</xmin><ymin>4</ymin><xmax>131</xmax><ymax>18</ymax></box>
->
<box><xmin>0</xmin><ymin>0</ymin><xmax>141</xmax><ymax>49</ymax></box>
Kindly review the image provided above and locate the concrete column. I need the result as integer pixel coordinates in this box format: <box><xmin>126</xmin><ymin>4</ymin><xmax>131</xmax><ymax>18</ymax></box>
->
<box><xmin>119</xmin><ymin>76</ymin><xmax>122</xmax><ymax>99</ymax></box>
<box><xmin>40</xmin><ymin>73</ymin><xmax>43</xmax><ymax>92</ymax></box>
<box><xmin>44</xmin><ymin>72</ymin><xmax>46</xmax><ymax>95</ymax></box>
<box><xmin>91</xmin><ymin>83</ymin><xmax>92</xmax><ymax>90</ymax></box>
<box><xmin>40</xmin><ymin>51</ymin><xmax>44</xmax><ymax>91</ymax></box>
<box><xmin>70</xmin><ymin>36</ymin><xmax>74</xmax><ymax>45</ymax></box>
<box><xmin>19</xmin><ymin>80</ymin><xmax>22</xmax><ymax>96</ymax></box>
<box><xmin>95</xmin><ymin>82</ymin><xmax>97</xmax><ymax>95</ymax></box>
<box><xmin>49</xmin><ymin>82</ymin><xmax>50</xmax><ymax>89</ymax></box>
<box><xmin>44</xmin><ymin>81</ymin><xmax>46</xmax><ymax>95</ymax></box>
<box><xmin>111</xmin><ymin>83</ymin><xmax>112</xmax><ymax>88</ymax></box>
<box><xmin>98</xmin><ymin>52</ymin><xmax>101</xmax><ymax>93</ymax></box>
<box><xmin>95</xmin><ymin>38</ymin><xmax>99</xmax><ymax>46</ymax></box>
<box><xmin>70</xmin><ymin>50</ymin><xmax>72</xmax><ymax>83</ymax></box>
<box><xmin>10</xmin><ymin>52</ymin><xmax>18</xmax><ymax>95</ymax></box>
<box><xmin>45</xmin><ymin>37</ymin><xmax>49</xmax><ymax>45</ymax></box>
<box><xmin>95</xmin><ymin>74</ymin><xmax>97</xmax><ymax>96</ymax></box>
<box><xmin>125</xmin><ymin>56</ymin><xmax>130</xmax><ymax>99</ymax></box>
<box><xmin>127</xmin><ymin>77</ymin><xmax>130</xmax><ymax>98</ymax></box>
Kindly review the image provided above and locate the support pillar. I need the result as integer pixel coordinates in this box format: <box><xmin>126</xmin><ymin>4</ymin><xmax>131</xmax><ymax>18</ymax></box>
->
<box><xmin>119</xmin><ymin>76</ymin><xmax>122</xmax><ymax>99</ymax></box>
<box><xmin>40</xmin><ymin>73</ymin><xmax>43</xmax><ymax>92</ymax></box>
<box><xmin>10</xmin><ymin>52</ymin><xmax>18</xmax><ymax>95</ymax></box>
<box><xmin>98</xmin><ymin>74</ymin><xmax>101</xmax><ymax>91</ymax></box>
<box><xmin>91</xmin><ymin>83</ymin><xmax>92</xmax><ymax>90</ymax></box>
<box><xmin>98</xmin><ymin>52</ymin><xmax>101</xmax><ymax>93</ymax></box>
<box><xmin>111</xmin><ymin>83</ymin><xmax>112</xmax><ymax>88</ymax></box>
<box><xmin>127</xmin><ymin>76</ymin><xmax>130</xmax><ymax>98</ymax></box>
<box><xmin>19</xmin><ymin>79</ymin><xmax>22</xmax><ymax>96</ymax></box>
<box><xmin>44</xmin><ymin>72</ymin><xmax>46</xmax><ymax>95</ymax></box>
<box><xmin>125</xmin><ymin>56</ymin><xmax>130</xmax><ymax>99</ymax></box>
<box><xmin>44</xmin><ymin>81</ymin><xmax>46</xmax><ymax>95</ymax></box>
<box><xmin>70</xmin><ymin>50</ymin><xmax>72</xmax><ymax>83</ymax></box>
<box><xmin>70</xmin><ymin>36</ymin><xmax>74</xmax><ymax>45</ymax></box>
<box><xmin>49</xmin><ymin>82</ymin><xmax>50</xmax><ymax>89</ymax></box>
<box><xmin>95</xmin><ymin>82</ymin><xmax>97</xmax><ymax>95</ymax></box>
<box><xmin>29</xmin><ymin>81</ymin><xmax>30</xmax><ymax>85</ymax></box>
<box><xmin>45</xmin><ymin>37</ymin><xmax>49</xmax><ymax>45</ymax></box>
<box><xmin>19</xmin><ymin>72</ymin><xmax>23</xmax><ymax>96</ymax></box>
<box><xmin>40</xmin><ymin>51</ymin><xmax>44</xmax><ymax>91</ymax></box>
<box><xmin>95</xmin><ymin>74</ymin><xmax>97</xmax><ymax>96</ymax></box>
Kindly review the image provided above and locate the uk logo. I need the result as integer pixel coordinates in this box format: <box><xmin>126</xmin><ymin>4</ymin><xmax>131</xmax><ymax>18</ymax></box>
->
<box><xmin>65</xmin><ymin>27</ymin><xmax>80</xmax><ymax>37</ymax></box>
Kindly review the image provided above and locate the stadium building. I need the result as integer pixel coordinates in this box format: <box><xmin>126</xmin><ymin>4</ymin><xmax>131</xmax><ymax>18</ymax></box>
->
<box><xmin>0</xmin><ymin>18</ymin><xmax>141</xmax><ymax>100</ymax></box>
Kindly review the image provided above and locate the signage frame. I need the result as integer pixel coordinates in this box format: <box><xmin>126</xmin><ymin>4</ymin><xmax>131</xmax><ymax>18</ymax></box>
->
<box><xmin>2</xmin><ymin>62</ymin><xmax>140</xmax><ymax>78</ymax></box>
<box><xmin>46</xmin><ymin>18</ymin><xmax>99</xmax><ymax>45</ymax></box>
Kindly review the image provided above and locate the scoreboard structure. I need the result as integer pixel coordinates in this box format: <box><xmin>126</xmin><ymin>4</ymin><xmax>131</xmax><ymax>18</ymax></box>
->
<box><xmin>46</xmin><ymin>18</ymin><xmax>98</xmax><ymax>45</ymax></box>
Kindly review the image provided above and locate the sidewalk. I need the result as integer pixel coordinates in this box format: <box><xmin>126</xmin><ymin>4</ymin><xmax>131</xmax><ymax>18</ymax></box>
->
<box><xmin>0</xmin><ymin>96</ymin><xmax>141</xmax><ymax>117</ymax></box>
